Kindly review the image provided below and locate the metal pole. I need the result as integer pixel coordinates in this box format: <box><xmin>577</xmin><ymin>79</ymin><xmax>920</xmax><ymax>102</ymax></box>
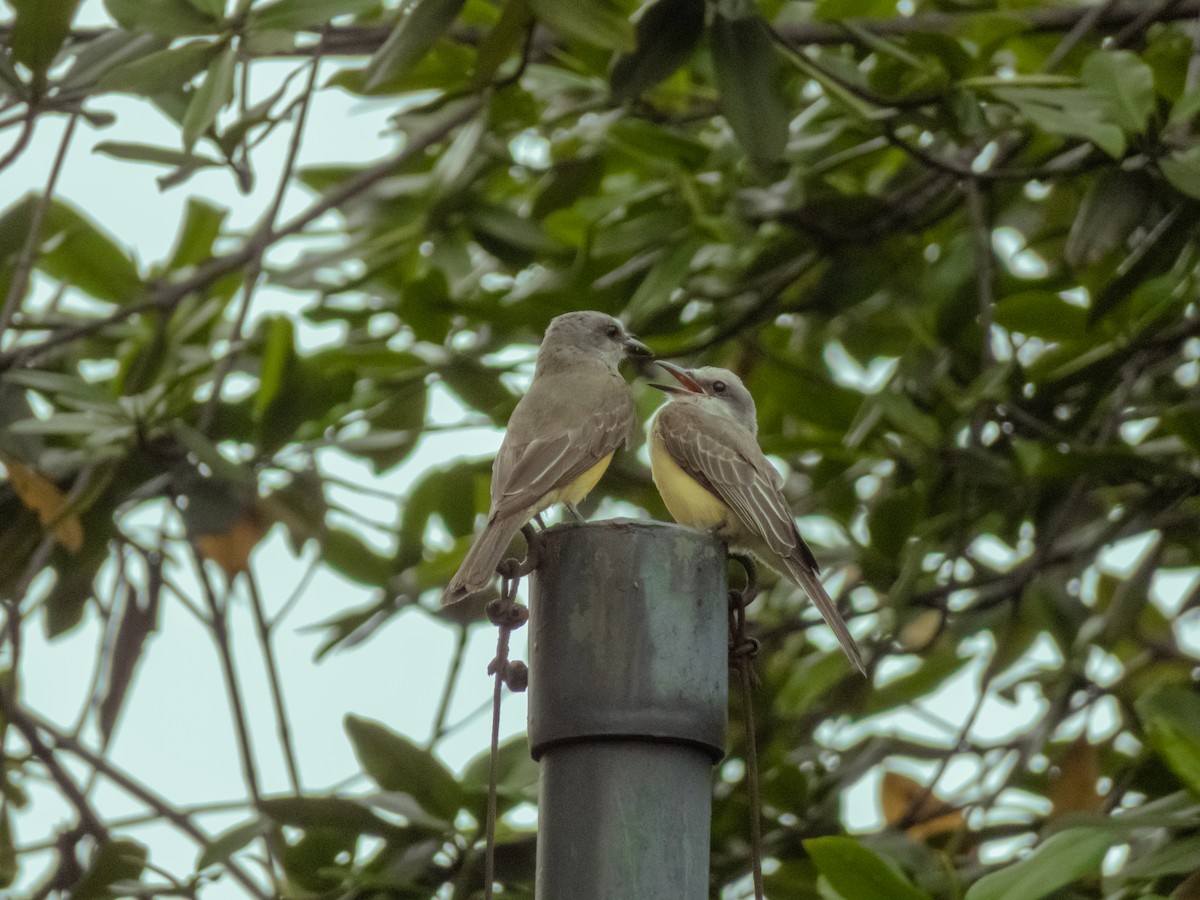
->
<box><xmin>528</xmin><ymin>520</ymin><xmax>728</xmax><ymax>900</ymax></box>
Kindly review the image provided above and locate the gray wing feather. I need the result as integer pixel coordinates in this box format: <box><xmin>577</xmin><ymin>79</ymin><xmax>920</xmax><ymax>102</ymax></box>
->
<box><xmin>657</xmin><ymin>404</ymin><xmax>820</xmax><ymax>572</ymax></box>
<box><xmin>658</xmin><ymin>403</ymin><xmax>866</xmax><ymax>674</ymax></box>
<box><xmin>489</xmin><ymin>370</ymin><xmax>634</xmax><ymax>520</ymax></box>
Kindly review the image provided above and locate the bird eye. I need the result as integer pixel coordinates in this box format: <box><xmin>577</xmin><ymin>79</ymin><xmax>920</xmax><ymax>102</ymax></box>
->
<box><xmin>712</xmin><ymin>381</ymin><xmax>726</xmax><ymax>393</ymax></box>
<box><xmin>605</xmin><ymin>324</ymin><xmax>621</xmax><ymax>339</ymax></box>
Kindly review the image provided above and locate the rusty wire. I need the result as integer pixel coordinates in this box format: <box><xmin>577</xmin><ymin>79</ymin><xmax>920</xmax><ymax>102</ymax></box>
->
<box><xmin>728</xmin><ymin>552</ymin><xmax>764</xmax><ymax>900</ymax></box>
<box><xmin>483</xmin><ymin>524</ymin><xmax>539</xmax><ymax>900</ymax></box>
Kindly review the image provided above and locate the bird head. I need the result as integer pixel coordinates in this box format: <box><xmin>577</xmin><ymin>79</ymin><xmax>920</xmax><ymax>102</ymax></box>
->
<box><xmin>651</xmin><ymin>362</ymin><xmax>758</xmax><ymax>435</ymax></box>
<box><xmin>538</xmin><ymin>311</ymin><xmax>652</xmax><ymax>371</ymax></box>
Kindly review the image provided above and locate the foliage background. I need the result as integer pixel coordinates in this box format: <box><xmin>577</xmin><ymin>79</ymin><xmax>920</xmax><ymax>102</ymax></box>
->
<box><xmin>1</xmin><ymin>0</ymin><xmax>1200</xmax><ymax>897</ymax></box>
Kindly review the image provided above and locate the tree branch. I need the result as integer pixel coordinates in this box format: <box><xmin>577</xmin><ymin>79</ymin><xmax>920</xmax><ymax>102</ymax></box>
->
<box><xmin>0</xmin><ymin>97</ymin><xmax>482</xmax><ymax>371</ymax></box>
<box><xmin>0</xmin><ymin>111</ymin><xmax>77</xmax><ymax>341</ymax></box>
<box><xmin>21</xmin><ymin>709</ymin><xmax>271</xmax><ymax>899</ymax></box>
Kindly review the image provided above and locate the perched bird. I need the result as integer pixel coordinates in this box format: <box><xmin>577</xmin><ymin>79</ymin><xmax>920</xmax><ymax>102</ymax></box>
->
<box><xmin>442</xmin><ymin>311</ymin><xmax>652</xmax><ymax>605</ymax></box>
<box><xmin>649</xmin><ymin>362</ymin><xmax>866</xmax><ymax>674</ymax></box>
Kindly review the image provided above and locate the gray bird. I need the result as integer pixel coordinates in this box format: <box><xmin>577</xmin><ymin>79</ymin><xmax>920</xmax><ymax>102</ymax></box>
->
<box><xmin>649</xmin><ymin>362</ymin><xmax>866</xmax><ymax>675</ymax></box>
<box><xmin>442</xmin><ymin>311</ymin><xmax>651</xmax><ymax>605</ymax></box>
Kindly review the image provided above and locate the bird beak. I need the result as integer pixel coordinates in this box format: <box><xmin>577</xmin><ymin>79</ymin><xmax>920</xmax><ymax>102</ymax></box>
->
<box><xmin>624</xmin><ymin>335</ymin><xmax>653</xmax><ymax>358</ymax></box>
<box><xmin>650</xmin><ymin>360</ymin><xmax>703</xmax><ymax>394</ymax></box>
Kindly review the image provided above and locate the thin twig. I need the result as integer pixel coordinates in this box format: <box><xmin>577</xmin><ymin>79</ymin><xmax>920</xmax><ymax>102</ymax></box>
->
<box><xmin>0</xmin><ymin>106</ymin><xmax>36</xmax><ymax>175</ymax></box>
<box><xmin>483</xmin><ymin>628</ymin><xmax>508</xmax><ymax>900</ymax></box>
<box><xmin>22</xmin><ymin>709</ymin><xmax>271</xmax><ymax>900</ymax></box>
<box><xmin>965</xmin><ymin>179</ymin><xmax>996</xmax><ymax>448</ymax></box>
<box><xmin>1045</xmin><ymin>0</ymin><xmax>1123</xmax><ymax>71</ymax></box>
<box><xmin>198</xmin><ymin>45</ymin><xmax>324</xmax><ymax>433</ymax></box>
<box><xmin>267</xmin><ymin>549</ymin><xmax>322</xmax><ymax>629</ymax></box>
<box><xmin>737</xmin><ymin>661</ymin><xmax>764</xmax><ymax>900</ymax></box>
<box><xmin>1188</xmin><ymin>1</ymin><xmax>1200</xmax><ymax>92</ymax></box>
<box><xmin>187</xmin><ymin>545</ymin><xmax>264</xmax><ymax>807</ymax></box>
<box><xmin>1112</xmin><ymin>0</ymin><xmax>1187</xmax><ymax>48</ymax></box>
<box><xmin>2</xmin><ymin>701</ymin><xmax>109</xmax><ymax>841</ymax></box>
<box><xmin>0</xmin><ymin>111</ymin><xmax>78</xmax><ymax>340</ymax></box>
<box><xmin>245</xmin><ymin>571</ymin><xmax>302</xmax><ymax>793</ymax></box>
<box><xmin>0</xmin><ymin>98</ymin><xmax>482</xmax><ymax>370</ymax></box>
<box><xmin>31</xmin><ymin>0</ymin><xmax>1194</xmax><ymax>57</ymax></box>
<box><xmin>428</xmin><ymin>625</ymin><xmax>469</xmax><ymax>749</ymax></box>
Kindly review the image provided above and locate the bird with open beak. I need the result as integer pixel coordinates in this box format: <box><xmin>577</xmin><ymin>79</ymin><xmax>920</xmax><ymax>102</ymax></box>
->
<box><xmin>648</xmin><ymin>361</ymin><xmax>866</xmax><ymax>675</ymax></box>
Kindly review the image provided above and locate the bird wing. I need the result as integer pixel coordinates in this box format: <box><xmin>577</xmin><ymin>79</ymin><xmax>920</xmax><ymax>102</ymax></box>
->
<box><xmin>489</xmin><ymin>370</ymin><xmax>634</xmax><ymax>520</ymax></box>
<box><xmin>656</xmin><ymin>402</ymin><xmax>820</xmax><ymax>573</ymax></box>
<box><xmin>658</xmin><ymin>401</ymin><xmax>867</xmax><ymax>674</ymax></box>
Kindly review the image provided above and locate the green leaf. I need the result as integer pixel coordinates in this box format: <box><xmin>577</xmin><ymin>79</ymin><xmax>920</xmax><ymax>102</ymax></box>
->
<box><xmin>994</xmin><ymin>291</ymin><xmax>1089</xmax><ymax>341</ymax></box>
<box><xmin>860</xmin><ymin>648</ymin><xmax>969</xmax><ymax>717</ymax></box>
<box><xmin>1081</xmin><ymin>49</ymin><xmax>1155</xmax><ymax>135</ymax></box>
<box><xmin>0</xmin><ymin>45</ymin><xmax>24</xmax><ymax>93</ymax></box>
<box><xmin>994</xmin><ymin>86</ymin><xmax>1125</xmax><ymax>158</ymax></box>
<box><xmin>527</xmin><ymin>0</ymin><xmax>634</xmax><ymax>52</ymax></box>
<box><xmin>99</xmin><ymin>39</ymin><xmax>220</xmax><ymax>94</ymax></box>
<box><xmin>70</xmin><ymin>839</ymin><xmax>148</xmax><ymax>900</ymax></box>
<box><xmin>247</xmin><ymin>0</ymin><xmax>374</xmax><ymax>28</ymax></box>
<box><xmin>712</xmin><ymin>11</ymin><xmax>790</xmax><ymax>163</ymax></box>
<box><xmin>470</xmin><ymin>0</ymin><xmax>531</xmax><ymax>89</ymax></box>
<box><xmin>1137</xmin><ymin>686</ymin><xmax>1200</xmax><ymax>797</ymax></box>
<box><xmin>197</xmin><ymin>818</ymin><xmax>269</xmax><ymax>870</ymax></box>
<box><xmin>59</xmin><ymin>30</ymin><xmax>170</xmax><ymax>91</ymax></box>
<box><xmin>804</xmin><ymin>836</ymin><xmax>932</xmax><ymax>900</ymax></box>
<box><xmin>254</xmin><ymin>316</ymin><xmax>296</xmax><ymax>421</ymax></box>
<box><xmin>261</xmin><ymin>795</ymin><xmax>397</xmax><ymax>835</ymax></box>
<box><xmin>461</xmin><ymin>735</ymin><xmax>537</xmax><ymax>802</ymax></box>
<box><xmin>2</xmin><ymin>369</ymin><xmax>113</xmax><ymax>404</ymax></box>
<box><xmin>363</xmin><ymin>0</ymin><xmax>466</xmax><ymax>91</ymax></box>
<box><xmin>868</xmin><ymin>486</ymin><xmax>922</xmax><ymax>557</ymax></box>
<box><xmin>439</xmin><ymin>356</ymin><xmax>518</xmax><ymax>424</ymax></box>
<box><xmin>8</xmin><ymin>0</ymin><xmax>80</xmax><ymax>77</ymax></box>
<box><xmin>249</xmin><ymin>0</ymin><xmax>379</xmax><ymax>30</ymax></box>
<box><xmin>171</xmin><ymin>421</ymin><xmax>255</xmax><ymax>486</ymax></box>
<box><xmin>321</xmin><ymin>527</ymin><xmax>393</xmax><ymax>585</ymax></box>
<box><xmin>28</xmin><ymin>200</ymin><xmax>142</xmax><ymax>304</ymax></box>
<box><xmin>344</xmin><ymin>715</ymin><xmax>464</xmax><ymax>822</ymax></box>
<box><xmin>625</xmin><ymin>236</ymin><xmax>700</xmax><ymax>326</ymax></box>
<box><xmin>1121</xmin><ymin>833</ymin><xmax>1200</xmax><ymax>881</ymax></box>
<box><xmin>608</xmin><ymin>118</ymin><xmax>709</xmax><ymax>170</ymax></box>
<box><xmin>1160</xmin><ymin>145</ymin><xmax>1200</xmax><ymax>200</ymax></box>
<box><xmin>964</xmin><ymin>827</ymin><xmax>1113</xmax><ymax>900</ymax></box>
<box><xmin>93</xmin><ymin>141</ymin><xmax>224</xmax><ymax>174</ymax></box>
<box><xmin>0</xmin><ymin>808</ymin><xmax>14</xmax><ymax>887</ymax></box>
<box><xmin>1064</xmin><ymin>169</ymin><xmax>1151</xmax><ymax>270</ymax></box>
<box><xmin>610</xmin><ymin>0</ymin><xmax>704</xmax><ymax>102</ymax></box>
<box><xmin>104</xmin><ymin>0</ymin><xmax>219</xmax><ymax>35</ymax></box>
<box><xmin>1168</xmin><ymin>88</ymin><xmax>1200</xmax><ymax>128</ymax></box>
<box><xmin>182</xmin><ymin>45</ymin><xmax>236</xmax><ymax>149</ymax></box>
<box><xmin>167</xmin><ymin>197</ymin><xmax>227</xmax><ymax>269</ymax></box>
<box><xmin>815</xmin><ymin>0</ymin><xmax>897</xmax><ymax>19</ymax></box>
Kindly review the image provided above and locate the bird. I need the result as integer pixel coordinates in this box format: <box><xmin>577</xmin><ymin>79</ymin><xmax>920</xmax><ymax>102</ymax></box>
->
<box><xmin>442</xmin><ymin>311</ymin><xmax>652</xmax><ymax>605</ymax></box>
<box><xmin>648</xmin><ymin>362</ymin><xmax>866</xmax><ymax>675</ymax></box>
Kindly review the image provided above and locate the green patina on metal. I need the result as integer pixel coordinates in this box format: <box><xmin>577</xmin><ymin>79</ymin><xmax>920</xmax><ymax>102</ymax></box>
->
<box><xmin>528</xmin><ymin>520</ymin><xmax>728</xmax><ymax>900</ymax></box>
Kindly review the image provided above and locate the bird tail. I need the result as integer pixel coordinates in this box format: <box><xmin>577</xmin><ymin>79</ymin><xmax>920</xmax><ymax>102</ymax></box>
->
<box><xmin>779</xmin><ymin>556</ymin><xmax>866</xmax><ymax>676</ymax></box>
<box><xmin>441</xmin><ymin>514</ymin><xmax>525</xmax><ymax>605</ymax></box>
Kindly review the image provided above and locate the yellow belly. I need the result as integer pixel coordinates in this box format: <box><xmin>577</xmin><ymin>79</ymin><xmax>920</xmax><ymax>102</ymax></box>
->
<box><xmin>649</xmin><ymin>424</ymin><xmax>731</xmax><ymax>531</ymax></box>
<box><xmin>544</xmin><ymin>452</ymin><xmax>614</xmax><ymax>509</ymax></box>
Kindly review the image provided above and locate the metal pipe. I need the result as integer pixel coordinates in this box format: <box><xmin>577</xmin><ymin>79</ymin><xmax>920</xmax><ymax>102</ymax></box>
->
<box><xmin>528</xmin><ymin>519</ymin><xmax>728</xmax><ymax>900</ymax></box>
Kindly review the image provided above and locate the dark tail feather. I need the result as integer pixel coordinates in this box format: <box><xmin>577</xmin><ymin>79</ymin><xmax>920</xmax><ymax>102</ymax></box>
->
<box><xmin>782</xmin><ymin>557</ymin><xmax>867</xmax><ymax>676</ymax></box>
<box><xmin>441</xmin><ymin>514</ymin><xmax>524</xmax><ymax>605</ymax></box>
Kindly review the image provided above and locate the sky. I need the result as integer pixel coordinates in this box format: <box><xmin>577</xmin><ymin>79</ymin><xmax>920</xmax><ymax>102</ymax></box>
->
<box><xmin>4</xmin><ymin>2</ymin><xmax>1200</xmax><ymax>897</ymax></box>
